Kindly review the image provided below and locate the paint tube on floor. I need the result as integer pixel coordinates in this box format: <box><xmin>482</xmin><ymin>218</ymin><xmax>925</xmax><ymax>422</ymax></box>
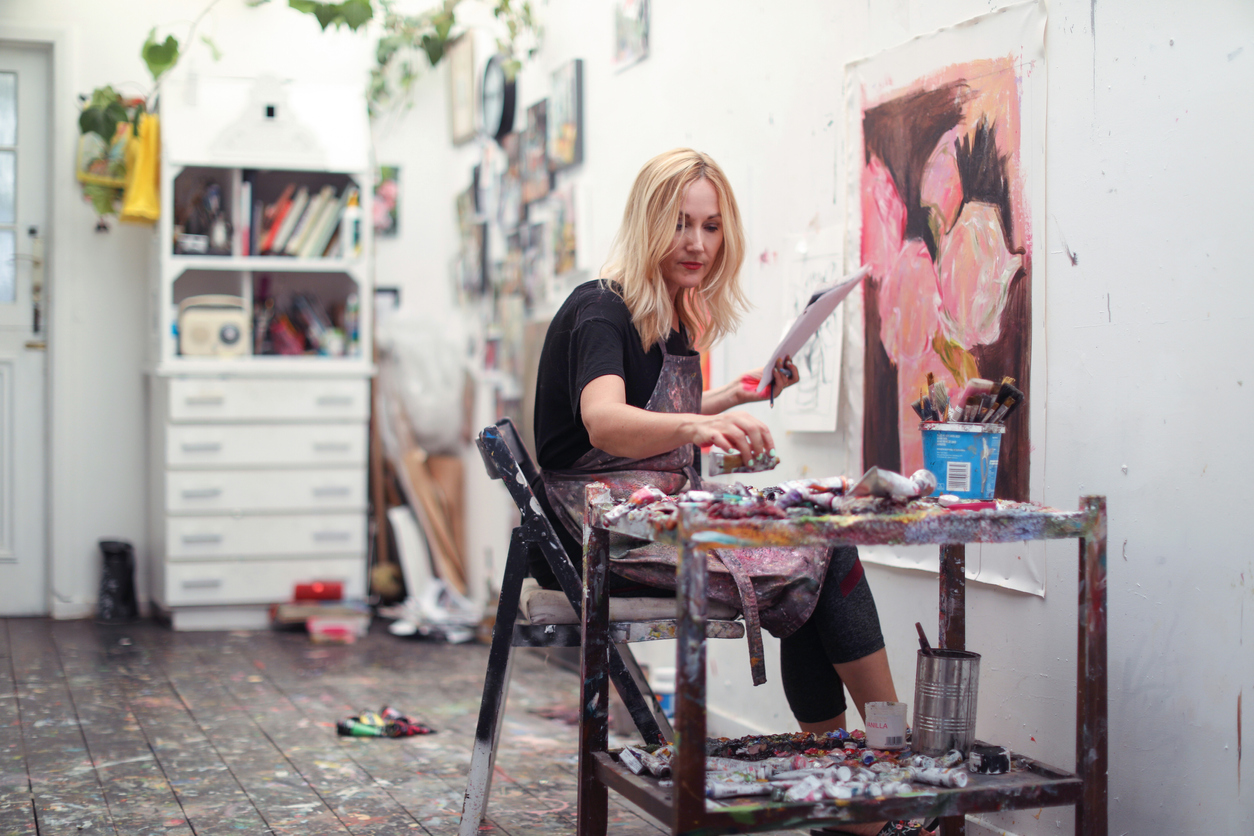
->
<box><xmin>336</xmin><ymin>718</ymin><xmax>386</xmax><ymax>737</ymax></box>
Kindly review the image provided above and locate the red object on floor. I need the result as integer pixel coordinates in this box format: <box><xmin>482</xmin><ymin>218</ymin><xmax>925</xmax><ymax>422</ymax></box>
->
<box><xmin>294</xmin><ymin>581</ymin><xmax>343</xmax><ymax>601</ymax></box>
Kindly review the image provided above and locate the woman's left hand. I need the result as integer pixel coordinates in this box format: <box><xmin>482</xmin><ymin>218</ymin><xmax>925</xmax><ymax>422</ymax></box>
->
<box><xmin>740</xmin><ymin>356</ymin><xmax>800</xmax><ymax>403</ymax></box>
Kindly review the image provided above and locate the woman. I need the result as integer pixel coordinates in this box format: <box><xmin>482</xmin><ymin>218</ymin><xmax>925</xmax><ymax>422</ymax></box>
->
<box><xmin>533</xmin><ymin>149</ymin><xmax>925</xmax><ymax>836</ymax></box>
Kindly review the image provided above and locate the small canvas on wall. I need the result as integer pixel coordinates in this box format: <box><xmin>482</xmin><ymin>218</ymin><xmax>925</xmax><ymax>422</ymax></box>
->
<box><xmin>548</xmin><ymin>59</ymin><xmax>583</xmax><ymax>171</ymax></box>
<box><xmin>374</xmin><ymin>165</ymin><xmax>399</xmax><ymax>236</ymax></box>
<box><xmin>551</xmin><ymin>184</ymin><xmax>577</xmax><ymax>276</ymax></box>
<box><xmin>520</xmin><ymin>100</ymin><xmax>551</xmax><ymax>204</ymax></box>
<box><xmin>614</xmin><ymin>0</ymin><xmax>649</xmax><ymax>69</ymax></box>
<box><xmin>446</xmin><ymin>35</ymin><xmax>476</xmax><ymax>145</ymax></box>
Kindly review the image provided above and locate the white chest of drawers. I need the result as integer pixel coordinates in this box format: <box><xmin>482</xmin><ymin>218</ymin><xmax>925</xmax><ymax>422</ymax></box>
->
<box><xmin>149</xmin><ymin>374</ymin><xmax>372</xmax><ymax>630</ymax></box>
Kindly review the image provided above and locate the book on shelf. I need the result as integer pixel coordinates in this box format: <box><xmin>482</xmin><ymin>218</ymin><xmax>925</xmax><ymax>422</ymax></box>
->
<box><xmin>268</xmin><ymin>185</ymin><xmax>309</xmax><ymax>254</ymax></box>
<box><xmin>258</xmin><ymin>183</ymin><xmax>296</xmax><ymax>254</ymax></box>
<box><xmin>237</xmin><ymin>180</ymin><xmax>252</xmax><ymax>256</ymax></box>
<box><xmin>285</xmin><ymin>184</ymin><xmax>334</xmax><ymax>256</ymax></box>
<box><xmin>303</xmin><ymin>186</ymin><xmax>357</xmax><ymax>259</ymax></box>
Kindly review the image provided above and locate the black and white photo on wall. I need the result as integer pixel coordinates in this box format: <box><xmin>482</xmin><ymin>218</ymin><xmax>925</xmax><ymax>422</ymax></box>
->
<box><xmin>520</xmin><ymin>99</ymin><xmax>551</xmax><ymax>204</ymax></box>
<box><xmin>548</xmin><ymin>59</ymin><xmax>583</xmax><ymax>171</ymax></box>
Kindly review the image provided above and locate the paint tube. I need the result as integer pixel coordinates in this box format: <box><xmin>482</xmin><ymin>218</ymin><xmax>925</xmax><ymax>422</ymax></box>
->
<box><xmin>619</xmin><ymin>748</ymin><xmax>647</xmax><ymax>775</ymax></box>
<box><xmin>707</xmin><ymin>781</ymin><xmax>772</xmax><ymax>799</ymax></box>
<box><xmin>638</xmin><ymin>749</ymin><xmax>671</xmax><ymax>778</ymax></box>
<box><xmin>707</xmin><ymin>446</ymin><xmax>781</xmax><ymax>476</ymax></box>
<box><xmin>783</xmin><ymin>774</ymin><xmax>827</xmax><ymax>802</ymax></box>
<box><xmin>336</xmin><ymin>718</ymin><xmax>386</xmax><ymax>737</ymax></box>
<box><xmin>908</xmin><ymin>755</ymin><xmax>937</xmax><ymax>770</ymax></box>
<box><xmin>968</xmin><ymin>744</ymin><xmax>1012</xmax><ymax>774</ymax></box>
<box><xmin>908</xmin><ymin>766</ymin><xmax>970</xmax><ymax>788</ymax></box>
<box><xmin>939</xmin><ymin>749</ymin><xmax>965</xmax><ymax>768</ymax></box>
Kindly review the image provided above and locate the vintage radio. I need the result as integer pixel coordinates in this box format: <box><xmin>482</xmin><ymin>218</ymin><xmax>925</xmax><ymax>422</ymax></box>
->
<box><xmin>178</xmin><ymin>295</ymin><xmax>251</xmax><ymax>357</ymax></box>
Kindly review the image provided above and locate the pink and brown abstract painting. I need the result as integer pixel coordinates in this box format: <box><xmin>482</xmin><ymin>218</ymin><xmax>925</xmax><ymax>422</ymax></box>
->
<box><xmin>859</xmin><ymin>56</ymin><xmax>1031</xmax><ymax>500</ymax></box>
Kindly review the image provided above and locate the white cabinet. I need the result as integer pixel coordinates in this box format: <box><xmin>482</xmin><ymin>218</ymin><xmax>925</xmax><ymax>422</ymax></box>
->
<box><xmin>147</xmin><ymin>75</ymin><xmax>375</xmax><ymax>630</ymax></box>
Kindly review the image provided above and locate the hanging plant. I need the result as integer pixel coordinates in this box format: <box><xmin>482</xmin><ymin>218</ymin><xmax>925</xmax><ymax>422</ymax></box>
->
<box><xmin>76</xmin><ymin>4</ymin><xmax>224</xmax><ymax>226</ymax></box>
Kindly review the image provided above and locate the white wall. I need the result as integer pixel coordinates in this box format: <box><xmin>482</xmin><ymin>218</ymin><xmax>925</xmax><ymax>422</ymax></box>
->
<box><xmin>5</xmin><ymin>0</ymin><xmax>1252</xmax><ymax>832</ymax></box>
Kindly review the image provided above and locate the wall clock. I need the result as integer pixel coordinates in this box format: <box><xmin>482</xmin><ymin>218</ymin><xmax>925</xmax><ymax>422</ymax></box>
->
<box><xmin>481</xmin><ymin>54</ymin><xmax>517</xmax><ymax>144</ymax></box>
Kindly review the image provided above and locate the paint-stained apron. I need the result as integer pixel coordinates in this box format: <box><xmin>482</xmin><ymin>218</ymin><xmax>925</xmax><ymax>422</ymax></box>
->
<box><xmin>542</xmin><ymin>337</ymin><xmax>831</xmax><ymax>686</ymax></box>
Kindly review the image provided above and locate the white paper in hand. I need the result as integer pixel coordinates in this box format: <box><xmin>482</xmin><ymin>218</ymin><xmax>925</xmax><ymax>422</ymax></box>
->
<box><xmin>755</xmin><ymin>265</ymin><xmax>870</xmax><ymax>394</ymax></box>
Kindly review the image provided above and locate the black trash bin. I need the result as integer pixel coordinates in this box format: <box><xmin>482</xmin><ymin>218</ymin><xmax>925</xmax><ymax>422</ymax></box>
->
<box><xmin>97</xmin><ymin>539</ymin><xmax>139</xmax><ymax>624</ymax></box>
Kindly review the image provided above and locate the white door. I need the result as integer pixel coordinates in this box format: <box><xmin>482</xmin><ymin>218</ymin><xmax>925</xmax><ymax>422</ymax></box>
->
<box><xmin>0</xmin><ymin>44</ymin><xmax>49</xmax><ymax>614</ymax></box>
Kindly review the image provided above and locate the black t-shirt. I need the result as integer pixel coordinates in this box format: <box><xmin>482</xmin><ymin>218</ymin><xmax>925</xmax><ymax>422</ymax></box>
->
<box><xmin>535</xmin><ymin>280</ymin><xmax>697</xmax><ymax>470</ymax></box>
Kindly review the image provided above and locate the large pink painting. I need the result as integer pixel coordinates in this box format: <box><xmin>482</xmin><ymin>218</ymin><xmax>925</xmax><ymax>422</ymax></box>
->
<box><xmin>858</xmin><ymin>55</ymin><xmax>1031</xmax><ymax>500</ymax></box>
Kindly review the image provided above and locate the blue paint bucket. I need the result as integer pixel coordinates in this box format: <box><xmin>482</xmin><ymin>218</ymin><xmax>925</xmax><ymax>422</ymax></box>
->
<box><xmin>920</xmin><ymin>422</ymin><xmax>1004</xmax><ymax>500</ymax></box>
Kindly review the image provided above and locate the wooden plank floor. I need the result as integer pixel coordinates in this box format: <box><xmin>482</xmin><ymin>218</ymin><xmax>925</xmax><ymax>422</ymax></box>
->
<box><xmin>0</xmin><ymin>618</ymin><xmax>807</xmax><ymax>836</ymax></box>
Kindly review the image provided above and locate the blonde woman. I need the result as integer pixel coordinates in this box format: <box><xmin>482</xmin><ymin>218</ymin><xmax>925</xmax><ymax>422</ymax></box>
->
<box><xmin>533</xmin><ymin>149</ymin><xmax>924</xmax><ymax>836</ymax></box>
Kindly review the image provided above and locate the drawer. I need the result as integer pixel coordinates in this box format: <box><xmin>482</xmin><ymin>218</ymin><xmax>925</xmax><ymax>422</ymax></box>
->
<box><xmin>166</xmin><ymin>468</ymin><xmax>367</xmax><ymax>513</ymax></box>
<box><xmin>164</xmin><ymin>557</ymin><xmax>366</xmax><ymax>606</ymax></box>
<box><xmin>167</xmin><ymin>513</ymin><xmax>367</xmax><ymax>559</ymax></box>
<box><xmin>166</xmin><ymin>423</ymin><xmax>366</xmax><ymax>468</ymax></box>
<box><xmin>168</xmin><ymin>377</ymin><xmax>369</xmax><ymax>422</ymax></box>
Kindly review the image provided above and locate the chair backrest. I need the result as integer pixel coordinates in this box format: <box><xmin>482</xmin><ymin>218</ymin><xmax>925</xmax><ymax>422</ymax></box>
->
<box><xmin>477</xmin><ymin>418</ymin><xmax>584</xmax><ymax>600</ymax></box>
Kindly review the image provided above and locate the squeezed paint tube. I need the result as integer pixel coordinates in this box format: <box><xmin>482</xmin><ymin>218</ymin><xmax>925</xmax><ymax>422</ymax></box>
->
<box><xmin>619</xmin><ymin>748</ymin><xmax>646</xmax><ymax>775</ymax></box>
<box><xmin>968</xmin><ymin>744</ymin><xmax>1012</xmax><ymax>774</ymax></box>
<box><xmin>909</xmin><ymin>766</ymin><xmax>970</xmax><ymax>788</ymax></box>
<box><xmin>707</xmin><ymin>780</ymin><xmax>772</xmax><ymax>799</ymax></box>
<box><xmin>708</xmin><ymin>446</ymin><xmax>780</xmax><ymax>476</ymax></box>
<box><xmin>939</xmin><ymin>749</ymin><xmax>965</xmax><ymax>768</ymax></box>
<box><xmin>783</xmin><ymin>774</ymin><xmax>826</xmax><ymax>802</ymax></box>
<box><xmin>851</xmin><ymin>466</ymin><xmax>938</xmax><ymax>500</ymax></box>
<box><xmin>638</xmin><ymin>748</ymin><xmax>671</xmax><ymax>778</ymax></box>
<box><xmin>908</xmin><ymin>755</ymin><xmax>938</xmax><ymax>770</ymax></box>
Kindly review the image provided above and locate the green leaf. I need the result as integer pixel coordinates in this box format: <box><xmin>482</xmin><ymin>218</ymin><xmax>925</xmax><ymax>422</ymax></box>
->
<box><xmin>288</xmin><ymin>0</ymin><xmax>318</xmax><ymax>12</ymax></box>
<box><xmin>420</xmin><ymin>33</ymin><xmax>445</xmax><ymax>66</ymax></box>
<box><xmin>141</xmin><ymin>28</ymin><xmax>180</xmax><ymax>82</ymax></box>
<box><xmin>340</xmin><ymin>0</ymin><xmax>374</xmax><ymax>30</ymax></box>
<box><xmin>200</xmin><ymin>35</ymin><xmax>223</xmax><ymax>61</ymax></box>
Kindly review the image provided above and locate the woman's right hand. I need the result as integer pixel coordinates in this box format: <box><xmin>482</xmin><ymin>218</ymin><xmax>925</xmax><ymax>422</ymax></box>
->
<box><xmin>684</xmin><ymin>411</ymin><xmax>775</xmax><ymax>462</ymax></box>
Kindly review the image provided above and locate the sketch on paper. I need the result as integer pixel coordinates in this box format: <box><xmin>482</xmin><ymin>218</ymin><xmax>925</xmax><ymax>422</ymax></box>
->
<box><xmin>848</xmin><ymin>6</ymin><xmax>1044</xmax><ymax>502</ymax></box>
<box><xmin>781</xmin><ymin>232</ymin><xmax>844</xmax><ymax>432</ymax></box>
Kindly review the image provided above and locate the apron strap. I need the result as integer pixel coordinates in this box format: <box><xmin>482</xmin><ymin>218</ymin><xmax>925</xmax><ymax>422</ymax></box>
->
<box><xmin>709</xmin><ymin>548</ymin><xmax>767</xmax><ymax>687</ymax></box>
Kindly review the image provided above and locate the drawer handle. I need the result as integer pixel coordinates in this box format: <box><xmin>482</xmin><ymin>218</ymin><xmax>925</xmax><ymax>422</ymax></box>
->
<box><xmin>181</xmin><ymin>533</ymin><xmax>223</xmax><ymax>545</ymax></box>
<box><xmin>313</xmin><ymin>531</ymin><xmax>352</xmax><ymax>542</ymax></box>
<box><xmin>312</xmin><ymin>486</ymin><xmax>351</xmax><ymax>498</ymax></box>
<box><xmin>312</xmin><ymin>442</ymin><xmax>351</xmax><ymax>453</ymax></box>
<box><xmin>181</xmin><ymin>442</ymin><xmax>222</xmax><ymax>453</ymax></box>
<box><xmin>315</xmin><ymin>395</ymin><xmax>354</xmax><ymax>407</ymax></box>
<box><xmin>181</xmin><ymin>488</ymin><xmax>222</xmax><ymax>499</ymax></box>
<box><xmin>184</xmin><ymin>395</ymin><xmax>225</xmax><ymax>406</ymax></box>
<box><xmin>181</xmin><ymin>578</ymin><xmax>222</xmax><ymax>589</ymax></box>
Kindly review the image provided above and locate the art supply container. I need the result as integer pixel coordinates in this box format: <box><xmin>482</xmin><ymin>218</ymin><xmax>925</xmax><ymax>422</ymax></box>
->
<box><xmin>920</xmin><ymin>422</ymin><xmax>1004</xmax><ymax>500</ymax></box>
<box><xmin>864</xmin><ymin>701</ymin><xmax>908</xmax><ymax>750</ymax></box>
<box><xmin>912</xmin><ymin>649</ymin><xmax>981</xmax><ymax>757</ymax></box>
<box><xmin>650</xmin><ymin>666</ymin><xmax>676</xmax><ymax>720</ymax></box>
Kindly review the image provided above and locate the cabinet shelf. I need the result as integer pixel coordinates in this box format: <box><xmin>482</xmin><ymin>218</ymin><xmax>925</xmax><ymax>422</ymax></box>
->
<box><xmin>168</xmin><ymin>255</ymin><xmax>364</xmax><ymax>274</ymax></box>
<box><xmin>149</xmin><ymin>74</ymin><xmax>375</xmax><ymax>630</ymax></box>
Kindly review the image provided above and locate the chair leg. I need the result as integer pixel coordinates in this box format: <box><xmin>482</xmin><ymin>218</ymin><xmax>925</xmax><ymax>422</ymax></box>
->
<box><xmin>609</xmin><ymin>643</ymin><xmax>672</xmax><ymax>745</ymax></box>
<box><xmin>460</xmin><ymin>528</ymin><xmax>528</xmax><ymax>836</ymax></box>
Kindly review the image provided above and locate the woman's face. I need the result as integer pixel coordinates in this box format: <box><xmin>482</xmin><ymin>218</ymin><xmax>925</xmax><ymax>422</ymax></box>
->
<box><xmin>660</xmin><ymin>177</ymin><xmax>723</xmax><ymax>302</ymax></box>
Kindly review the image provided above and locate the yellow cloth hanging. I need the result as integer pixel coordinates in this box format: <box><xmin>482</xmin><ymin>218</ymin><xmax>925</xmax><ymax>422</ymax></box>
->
<box><xmin>120</xmin><ymin>112</ymin><xmax>160</xmax><ymax>224</ymax></box>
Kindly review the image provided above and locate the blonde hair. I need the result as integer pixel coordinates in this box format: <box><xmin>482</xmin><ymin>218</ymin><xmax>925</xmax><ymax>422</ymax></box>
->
<box><xmin>602</xmin><ymin>148</ymin><xmax>748</xmax><ymax>352</ymax></box>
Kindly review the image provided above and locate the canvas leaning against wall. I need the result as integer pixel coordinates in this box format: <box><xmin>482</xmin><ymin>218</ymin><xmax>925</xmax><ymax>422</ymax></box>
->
<box><xmin>844</xmin><ymin>1</ymin><xmax>1047</xmax><ymax>595</ymax></box>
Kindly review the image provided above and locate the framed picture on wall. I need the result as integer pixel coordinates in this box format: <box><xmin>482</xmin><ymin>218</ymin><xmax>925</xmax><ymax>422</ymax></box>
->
<box><xmin>446</xmin><ymin>35</ymin><xmax>477</xmax><ymax>145</ymax></box>
<box><xmin>499</xmin><ymin>132</ymin><xmax>524</xmax><ymax>231</ymax></box>
<box><xmin>548</xmin><ymin>59</ymin><xmax>584</xmax><ymax>171</ymax></box>
<box><xmin>520</xmin><ymin>100</ymin><xmax>551</xmax><ymax>204</ymax></box>
<box><xmin>614</xmin><ymin>0</ymin><xmax>649</xmax><ymax>70</ymax></box>
<box><xmin>374</xmin><ymin>165</ymin><xmax>399</xmax><ymax>237</ymax></box>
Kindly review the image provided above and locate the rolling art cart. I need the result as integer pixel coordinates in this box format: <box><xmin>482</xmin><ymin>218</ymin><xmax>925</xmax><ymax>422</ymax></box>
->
<box><xmin>576</xmin><ymin>485</ymin><xmax>1107</xmax><ymax>836</ymax></box>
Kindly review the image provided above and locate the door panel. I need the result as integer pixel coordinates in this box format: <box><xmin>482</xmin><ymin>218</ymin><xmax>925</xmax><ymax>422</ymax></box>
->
<box><xmin>0</xmin><ymin>44</ymin><xmax>49</xmax><ymax>615</ymax></box>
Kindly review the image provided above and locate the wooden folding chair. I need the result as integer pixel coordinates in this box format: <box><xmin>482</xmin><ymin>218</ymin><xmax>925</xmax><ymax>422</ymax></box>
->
<box><xmin>459</xmin><ymin>418</ymin><xmax>743</xmax><ymax>836</ymax></box>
